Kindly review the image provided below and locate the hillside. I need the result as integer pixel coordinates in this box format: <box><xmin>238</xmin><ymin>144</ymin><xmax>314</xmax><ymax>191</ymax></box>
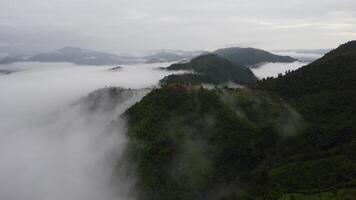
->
<box><xmin>257</xmin><ymin>41</ymin><xmax>356</xmax><ymax>130</ymax></box>
<box><xmin>214</xmin><ymin>47</ymin><xmax>297</xmax><ymax>66</ymax></box>
<box><xmin>256</xmin><ymin>40</ymin><xmax>356</xmax><ymax>199</ymax></box>
<box><xmin>119</xmin><ymin>41</ymin><xmax>356</xmax><ymax>200</ymax></box>
<box><xmin>124</xmin><ymin>87</ymin><xmax>307</xmax><ymax>200</ymax></box>
<box><xmin>166</xmin><ymin>54</ymin><xmax>257</xmax><ymax>84</ymax></box>
<box><xmin>159</xmin><ymin>73</ymin><xmax>218</xmax><ymax>86</ymax></box>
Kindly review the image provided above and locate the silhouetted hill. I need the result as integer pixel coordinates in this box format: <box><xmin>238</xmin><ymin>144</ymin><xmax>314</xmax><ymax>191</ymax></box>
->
<box><xmin>166</xmin><ymin>54</ymin><xmax>257</xmax><ymax>84</ymax></box>
<box><xmin>214</xmin><ymin>47</ymin><xmax>297</xmax><ymax>66</ymax></box>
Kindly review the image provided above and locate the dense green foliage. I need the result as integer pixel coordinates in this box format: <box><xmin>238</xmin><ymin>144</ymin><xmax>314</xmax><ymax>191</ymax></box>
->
<box><xmin>214</xmin><ymin>47</ymin><xmax>296</xmax><ymax>66</ymax></box>
<box><xmin>159</xmin><ymin>73</ymin><xmax>218</xmax><ymax>86</ymax></box>
<box><xmin>254</xmin><ymin>41</ymin><xmax>356</xmax><ymax>199</ymax></box>
<box><xmin>257</xmin><ymin>41</ymin><xmax>356</xmax><ymax>150</ymax></box>
<box><xmin>119</xmin><ymin>41</ymin><xmax>356</xmax><ymax>200</ymax></box>
<box><xmin>124</xmin><ymin>87</ymin><xmax>308</xmax><ymax>200</ymax></box>
<box><xmin>166</xmin><ymin>54</ymin><xmax>257</xmax><ymax>84</ymax></box>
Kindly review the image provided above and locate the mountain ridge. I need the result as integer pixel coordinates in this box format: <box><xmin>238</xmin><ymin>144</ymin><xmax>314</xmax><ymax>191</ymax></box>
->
<box><xmin>165</xmin><ymin>54</ymin><xmax>257</xmax><ymax>84</ymax></box>
<box><xmin>214</xmin><ymin>47</ymin><xmax>297</xmax><ymax>66</ymax></box>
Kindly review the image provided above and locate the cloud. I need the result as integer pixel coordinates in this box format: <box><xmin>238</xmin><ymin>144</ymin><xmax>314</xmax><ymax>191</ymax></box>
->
<box><xmin>0</xmin><ymin>62</ymin><xmax>181</xmax><ymax>200</ymax></box>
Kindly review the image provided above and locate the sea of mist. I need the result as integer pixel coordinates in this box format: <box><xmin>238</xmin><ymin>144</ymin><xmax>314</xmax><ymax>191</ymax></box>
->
<box><xmin>251</xmin><ymin>50</ymin><xmax>326</xmax><ymax>79</ymax></box>
<box><xmin>251</xmin><ymin>50</ymin><xmax>323</xmax><ymax>79</ymax></box>
<box><xmin>251</xmin><ymin>61</ymin><xmax>307</xmax><ymax>79</ymax></box>
<box><xmin>0</xmin><ymin>51</ymin><xmax>317</xmax><ymax>200</ymax></box>
<box><xmin>0</xmin><ymin>62</ymin><xmax>180</xmax><ymax>200</ymax></box>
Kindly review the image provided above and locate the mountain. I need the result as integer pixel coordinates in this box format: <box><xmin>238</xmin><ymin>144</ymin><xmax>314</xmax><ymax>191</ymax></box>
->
<box><xmin>143</xmin><ymin>49</ymin><xmax>204</xmax><ymax>63</ymax></box>
<box><xmin>214</xmin><ymin>47</ymin><xmax>297</xmax><ymax>66</ymax></box>
<box><xmin>159</xmin><ymin>73</ymin><xmax>218</xmax><ymax>86</ymax></box>
<box><xmin>255</xmin><ymin>40</ymin><xmax>356</xmax><ymax>199</ymax></box>
<box><xmin>26</xmin><ymin>47</ymin><xmax>140</xmax><ymax>65</ymax></box>
<box><xmin>0</xmin><ymin>47</ymin><xmax>204</xmax><ymax>65</ymax></box>
<box><xmin>124</xmin><ymin>86</ymin><xmax>304</xmax><ymax>200</ymax></box>
<box><xmin>258</xmin><ymin>41</ymin><xmax>355</xmax><ymax>101</ymax></box>
<box><xmin>118</xmin><ymin>41</ymin><xmax>356</xmax><ymax>200</ymax></box>
<box><xmin>166</xmin><ymin>54</ymin><xmax>257</xmax><ymax>84</ymax></box>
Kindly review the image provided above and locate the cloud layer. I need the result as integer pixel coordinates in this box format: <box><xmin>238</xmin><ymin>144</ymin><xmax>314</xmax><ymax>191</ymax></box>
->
<box><xmin>0</xmin><ymin>62</ymin><xmax>179</xmax><ymax>200</ymax></box>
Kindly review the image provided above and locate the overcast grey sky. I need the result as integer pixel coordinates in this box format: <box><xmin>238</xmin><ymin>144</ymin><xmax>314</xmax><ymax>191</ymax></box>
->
<box><xmin>0</xmin><ymin>0</ymin><xmax>355</xmax><ymax>54</ymax></box>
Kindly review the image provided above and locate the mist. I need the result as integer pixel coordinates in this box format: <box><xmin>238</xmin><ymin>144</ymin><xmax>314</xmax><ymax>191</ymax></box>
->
<box><xmin>0</xmin><ymin>62</ymin><xmax>180</xmax><ymax>200</ymax></box>
<box><xmin>251</xmin><ymin>61</ymin><xmax>307</xmax><ymax>79</ymax></box>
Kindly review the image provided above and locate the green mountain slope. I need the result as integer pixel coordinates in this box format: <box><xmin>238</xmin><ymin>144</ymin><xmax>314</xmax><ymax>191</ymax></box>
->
<box><xmin>257</xmin><ymin>41</ymin><xmax>356</xmax><ymax>146</ymax></box>
<box><xmin>255</xmin><ymin>41</ymin><xmax>356</xmax><ymax>199</ymax></box>
<box><xmin>166</xmin><ymin>54</ymin><xmax>257</xmax><ymax>84</ymax></box>
<box><xmin>214</xmin><ymin>47</ymin><xmax>297</xmax><ymax>66</ymax></box>
<box><xmin>118</xmin><ymin>41</ymin><xmax>356</xmax><ymax>200</ymax></box>
<box><xmin>124</xmin><ymin>87</ymin><xmax>305</xmax><ymax>200</ymax></box>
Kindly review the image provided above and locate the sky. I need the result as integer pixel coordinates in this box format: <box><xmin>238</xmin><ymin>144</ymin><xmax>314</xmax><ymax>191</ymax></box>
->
<box><xmin>0</xmin><ymin>0</ymin><xmax>355</xmax><ymax>54</ymax></box>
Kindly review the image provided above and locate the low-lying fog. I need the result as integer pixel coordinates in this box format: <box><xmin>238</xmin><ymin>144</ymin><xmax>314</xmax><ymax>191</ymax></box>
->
<box><xmin>251</xmin><ymin>61</ymin><xmax>307</xmax><ymax>79</ymax></box>
<box><xmin>250</xmin><ymin>50</ymin><xmax>325</xmax><ymax>79</ymax></box>
<box><xmin>0</xmin><ymin>54</ymin><xmax>315</xmax><ymax>200</ymax></box>
<box><xmin>0</xmin><ymin>62</ymin><xmax>179</xmax><ymax>200</ymax></box>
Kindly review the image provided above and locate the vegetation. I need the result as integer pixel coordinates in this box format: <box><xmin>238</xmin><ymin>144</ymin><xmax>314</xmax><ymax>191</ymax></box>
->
<box><xmin>124</xmin><ymin>86</ymin><xmax>308</xmax><ymax>200</ymax></box>
<box><xmin>254</xmin><ymin>40</ymin><xmax>356</xmax><ymax>199</ymax></box>
<box><xmin>120</xmin><ymin>41</ymin><xmax>356</xmax><ymax>200</ymax></box>
<box><xmin>214</xmin><ymin>47</ymin><xmax>296</xmax><ymax>66</ymax></box>
<box><xmin>159</xmin><ymin>73</ymin><xmax>218</xmax><ymax>86</ymax></box>
<box><xmin>166</xmin><ymin>54</ymin><xmax>257</xmax><ymax>84</ymax></box>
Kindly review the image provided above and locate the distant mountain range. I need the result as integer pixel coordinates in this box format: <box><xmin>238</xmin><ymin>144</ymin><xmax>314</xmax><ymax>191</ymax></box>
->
<box><xmin>0</xmin><ymin>47</ymin><xmax>205</xmax><ymax>66</ymax></box>
<box><xmin>27</xmin><ymin>47</ymin><xmax>142</xmax><ymax>66</ymax></box>
<box><xmin>0</xmin><ymin>46</ymin><xmax>314</xmax><ymax>66</ymax></box>
<box><xmin>143</xmin><ymin>49</ymin><xmax>204</xmax><ymax>63</ymax></box>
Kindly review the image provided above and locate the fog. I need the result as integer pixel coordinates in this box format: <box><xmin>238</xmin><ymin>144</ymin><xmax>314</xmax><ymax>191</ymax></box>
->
<box><xmin>251</xmin><ymin>61</ymin><xmax>307</xmax><ymax>79</ymax></box>
<box><xmin>0</xmin><ymin>62</ymin><xmax>180</xmax><ymax>200</ymax></box>
<box><xmin>0</xmin><ymin>56</ymin><xmax>316</xmax><ymax>199</ymax></box>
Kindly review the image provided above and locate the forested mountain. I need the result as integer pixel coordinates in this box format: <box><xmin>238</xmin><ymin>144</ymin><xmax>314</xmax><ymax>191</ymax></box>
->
<box><xmin>166</xmin><ymin>54</ymin><xmax>257</xmax><ymax>84</ymax></box>
<box><xmin>124</xmin><ymin>87</ymin><xmax>305</xmax><ymax>200</ymax></box>
<box><xmin>214</xmin><ymin>47</ymin><xmax>297</xmax><ymax>66</ymax></box>
<box><xmin>257</xmin><ymin>40</ymin><xmax>356</xmax><ymax>133</ymax></box>
<box><xmin>254</xmin><ymin>40</ymin><xmax>356</xmax><ymax>199</ymax></box>
<box><xmin>120</xmin><ymin>41</ymin><xmax>356</xmax><ymax>200</ymax></box>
